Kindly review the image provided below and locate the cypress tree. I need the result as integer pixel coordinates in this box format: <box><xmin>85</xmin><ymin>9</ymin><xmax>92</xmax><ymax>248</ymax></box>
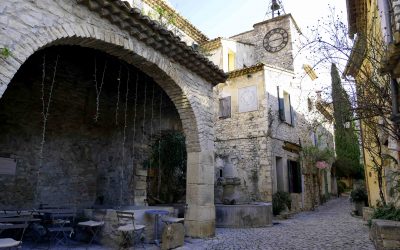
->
<box><xmin>331</xmin><ymin>63</ymin><xmax>362</xmax><ymax>178</ymax></box>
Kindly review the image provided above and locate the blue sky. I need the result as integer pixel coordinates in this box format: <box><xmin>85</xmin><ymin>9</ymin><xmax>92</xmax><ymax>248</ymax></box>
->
<box><xmin>168</xmin><ymin>0</ymin><xmax>348</xmax><ymax>39</ymax></box>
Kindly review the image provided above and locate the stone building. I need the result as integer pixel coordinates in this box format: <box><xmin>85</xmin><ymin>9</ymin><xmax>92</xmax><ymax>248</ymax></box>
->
<box><xmin>0</xmin><ymin>0</ymin><xmax>226</xmax><ymax>237</ymax></box>
<box><xmin>203</xmin><ymin>13</ymin><xmax>336</xmax><ymax>210</ymax></box>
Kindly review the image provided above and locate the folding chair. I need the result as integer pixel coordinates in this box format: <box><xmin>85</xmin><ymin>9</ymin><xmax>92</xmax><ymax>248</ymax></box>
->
<box><xmin>116</xmin><ymin>211</ymin><xmax>145</xmax><ymax>249</ymax></box>
<box><xmin>46</xmin><ymin>208</ymin><xmax>76</xmax><ymax>248</ymax></box>
<box><xmin>77</xmin><ymin>209</ymin><xmax>106</xmax><ymax>247</ymax></box>
<box><xmin>0</xmin><ymin>215</ymin><xmax>29</xmax><ymax>249</ymax></box>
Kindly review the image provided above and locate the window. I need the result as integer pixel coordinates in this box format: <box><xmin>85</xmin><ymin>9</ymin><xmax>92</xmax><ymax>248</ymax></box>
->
<box><xmin>277</xmin><ymin>87</ymin><xmax>294</xmax><ymax>125</ymax></box>
<box><xmin>288</xmin><ymin>160</ymin><xmax>302</xmax><ymax>193</ymax></box>
<box><xmin>275</xmin><ymin>157</ymin><xmax>284</xmax><ymax>192</ymax></box>
<box><xmin>219</xmin><ymin>96</ymin><xmax>231</xmax><ymax>118</ymax></box>
<box><xmin>228</xmin><ymin>50</ymin><xmax>235</xmax><ymax>71</ymax></box>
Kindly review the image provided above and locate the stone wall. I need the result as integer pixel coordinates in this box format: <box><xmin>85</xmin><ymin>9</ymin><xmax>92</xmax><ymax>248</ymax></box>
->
<box><xmin>370</xmin><ymin>219</ymin><xmax>400</xmax><ymax>250</ymax></box>
<box><xmin>214</xmin><ymin>70</ymin><xmax>271</xmax><ymax>203</ymax></box>
<box><xmin>0</xmin><ymin>46</ymin><xmax>181</xmax><ymax>209</ymax></box>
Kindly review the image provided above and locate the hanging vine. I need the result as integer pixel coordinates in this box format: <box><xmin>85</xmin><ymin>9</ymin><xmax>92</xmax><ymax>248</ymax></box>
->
<box><xmin>115</xmin><ymin>65</ymin><xmax>122</xmax><ymax>125</ymax></box>
<box><xmin>94</xmin><ymin>58</ymin><xmax>107</xmax><ymax>122</ymax></box>
<box><xmin>120</xmin><ymin>69</ymin><xmax>130</xmax><ymax>206</ymax></box>
<box><xmin>157</xmin><ymin>92</ymin><xmax>163</xmax><ymax>198</ymax></box>
<box><xmin>141</xmin><ymin>79</ymin><xmax>147</xmax><ymax>146</ymax></box>
<box><xmin>122</xmin><ymin>70</ymin><xmax>130</xmax><ymax>161</ymax></box>
<box><xmin>129</xmin><ymin>73</ymin><xmax>139</xmax><ymax>187</ymax></box>
<box><xmin>150</xmin><ymin>82</ymin><xmax>155</xmax><ymax>143</ymax></box>
<box><xmin>37</xmin><ymin>54</ymin><xmax>59</xmax><ymax>202</ymax></box>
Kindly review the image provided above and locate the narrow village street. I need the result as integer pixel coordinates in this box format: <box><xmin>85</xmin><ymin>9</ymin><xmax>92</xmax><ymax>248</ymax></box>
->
<box><xmin>2</xmin><ymin>0</ymin><xmax>400</xmax><ymax>249</ymax></box>
<box><xmin>180</xmin><ymin>197</ymin><xmax>374</xmax><ymax>250</ymax></box>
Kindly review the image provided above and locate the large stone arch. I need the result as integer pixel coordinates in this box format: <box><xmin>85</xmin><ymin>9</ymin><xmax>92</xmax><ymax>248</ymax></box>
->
<box><xmin>0</xmin><ymin>0</ymin><xmax>224</xmax><ymax>237</ymax></box>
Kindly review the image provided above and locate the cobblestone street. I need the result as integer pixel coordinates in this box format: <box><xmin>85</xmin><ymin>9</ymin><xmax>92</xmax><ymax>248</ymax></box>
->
<box><xmin>181</xmin><ymin>197</ymin><xmax>374</xmax><ymax>250</ymax></box>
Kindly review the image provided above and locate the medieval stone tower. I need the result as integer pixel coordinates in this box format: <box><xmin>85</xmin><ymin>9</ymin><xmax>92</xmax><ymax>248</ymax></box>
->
<box><xmin>229</xmin><ymin>4</ymin><xmax>302</xmax><ymax>72</ymax></box>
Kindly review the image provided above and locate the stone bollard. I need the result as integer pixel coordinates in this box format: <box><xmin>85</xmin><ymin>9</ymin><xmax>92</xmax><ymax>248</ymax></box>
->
<box><xmin>161</xmin><ymin>223</ymin><xmax>185</xmax><ymax>250</ymax></box>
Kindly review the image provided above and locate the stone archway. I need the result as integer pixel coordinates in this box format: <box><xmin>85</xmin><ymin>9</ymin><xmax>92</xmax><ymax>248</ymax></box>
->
<box><xmin>0</xmin><ymin>0</ymin><xmax>226</xmax><ymax>237</ymax></box>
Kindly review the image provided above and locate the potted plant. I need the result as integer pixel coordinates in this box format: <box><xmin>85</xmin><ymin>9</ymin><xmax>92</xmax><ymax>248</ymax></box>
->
<box><xmin>350</xmin><ymin>187</ymin><xmax>368</xmax><ymax>216</ymax></box>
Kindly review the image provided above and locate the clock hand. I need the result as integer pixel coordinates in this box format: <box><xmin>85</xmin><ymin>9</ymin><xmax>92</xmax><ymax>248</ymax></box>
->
<box><xmin>269</xmin><ymin>37</ymin><xmax>284</xmax><ymax>43</ymax></box>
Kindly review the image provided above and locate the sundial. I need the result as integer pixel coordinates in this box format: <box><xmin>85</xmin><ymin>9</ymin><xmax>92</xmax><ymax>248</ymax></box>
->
<box><xmin>238</xmin><ymin>86</ymin><xmax>258</xmax><ymax>113</ymax></box>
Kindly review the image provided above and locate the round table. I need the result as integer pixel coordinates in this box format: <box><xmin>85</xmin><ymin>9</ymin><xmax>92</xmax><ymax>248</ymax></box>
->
<box><xmin>145</xmin><ymin>209</ymin><xmax>169</xmax><ymax>245</ymax></box>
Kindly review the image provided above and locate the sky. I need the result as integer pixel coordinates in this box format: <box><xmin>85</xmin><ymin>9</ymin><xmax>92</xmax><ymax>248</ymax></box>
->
<box><xmin>167</xmin><ymin>0</ymin><xmax>348</xmax><ymax>39</ymax></box>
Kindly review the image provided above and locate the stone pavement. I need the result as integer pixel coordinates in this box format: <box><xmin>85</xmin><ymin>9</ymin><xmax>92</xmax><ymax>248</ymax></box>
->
<box><xmin>179</xmin><ymin>197</ymin><xmax>374</xmax><ymax>250</ymax></box>
<box><xmin>24</xmin><ymin>197</ymin><xmax>374</xmax><ymax>249</ymax></box>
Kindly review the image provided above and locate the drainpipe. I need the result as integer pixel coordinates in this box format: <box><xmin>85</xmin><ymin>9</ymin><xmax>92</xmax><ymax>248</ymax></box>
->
<box><xmin>383</xmin><ymin>0</ymin><xmax>393</xmax><ymax>43</ymax></box>
<box><xmin>391</xmin><ymin>78</ymin><xmax>399</xmax><ymax>123</ymax></box>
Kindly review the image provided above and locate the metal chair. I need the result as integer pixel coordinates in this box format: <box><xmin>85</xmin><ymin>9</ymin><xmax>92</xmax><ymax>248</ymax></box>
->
<box><xmin>46</xmin><ymin>208</ymin><xmax>76</xmax><ymax>248</ymax></box>
<box><xmin>0</xmin><ymin>215</ymin><xmax>29</xmax><ymax>249</ymax></box>
<box><xmin>77</xmin><ymin>209</ymin><xmax>106</xmax><ymax>247</ymax></box>
<box><xmin>116</xmin><ymin>211</ymin><xmax>145</xmax><ymax>249</ymax></box>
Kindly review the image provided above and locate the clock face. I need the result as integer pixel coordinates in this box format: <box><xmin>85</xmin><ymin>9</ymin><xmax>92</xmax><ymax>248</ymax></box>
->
<box><xmin>263</xmin><ymin>28</ymin><xmax>289</xmax><ymax>53</ymax></box>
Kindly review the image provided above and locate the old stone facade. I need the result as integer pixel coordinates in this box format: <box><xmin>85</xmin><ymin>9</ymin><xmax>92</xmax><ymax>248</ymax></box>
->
<box><xmin>205</xmin><ymin>14</ymin><xmax>336</xmax><ymax>210</ymax></box>
<box><xmin>0</xmin><ymin>0</ymin><xmax>226</xmax><ymax>237</ymax></box>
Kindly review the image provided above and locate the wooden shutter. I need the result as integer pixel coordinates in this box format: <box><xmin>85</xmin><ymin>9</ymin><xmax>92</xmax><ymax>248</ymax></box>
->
<box><xmin>288</xmin><ymin>160</ymin><xmax>293</xmax><ymax>193</ymax></box>
<box><xmin>219</xmin><ymin>96</ymin><xmax>231</xmax><ymax>118</ymax></box>
<box><xmin>277</xmin><ymin>86</ymin><xmax>285</xmax><ymax>121</ymax></box>
<box><xmin>288</xmin><ymin>94</ymin><xmax>294</xmax><ymax>125</ymax></box>
<box><xmin>288</xmin><ymin>160</ymin><xmax>302</xmax><ymax>193</ymax></box>
<box><xmin>294</xmin><ymin>161</ymin><xmax>302</xmax><ymax>193</ymax></box>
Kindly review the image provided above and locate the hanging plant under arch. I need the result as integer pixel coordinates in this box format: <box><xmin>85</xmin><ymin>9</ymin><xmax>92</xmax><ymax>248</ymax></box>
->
<box><xmin>147</xmin><ymin>130</ymin><xmax>187</xmax><ymax>204</ymax></box>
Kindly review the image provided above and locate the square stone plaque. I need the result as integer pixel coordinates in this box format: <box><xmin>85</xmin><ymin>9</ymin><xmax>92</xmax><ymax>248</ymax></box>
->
<box><xmin>238</xmin><ymin>85</ymin><xmax>258</xmax><ymax>113</ymax></box>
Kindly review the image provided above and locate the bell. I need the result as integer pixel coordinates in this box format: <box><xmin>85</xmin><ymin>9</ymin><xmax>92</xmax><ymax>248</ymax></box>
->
<box><xmin>271</xmin><ymin>0</ymin><xmax>280</xmax><ymax>11</ymax></box>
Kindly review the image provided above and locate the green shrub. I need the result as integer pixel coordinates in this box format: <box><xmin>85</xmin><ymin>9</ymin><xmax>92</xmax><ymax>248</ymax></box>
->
<box><xmin>320</xmin><ymin>193</ymin><xmax>331</xmax><ymax>204</ymax></box>
<box><xmin>337</xmin><ymin>181</ymin><xmax>346</xmax><ymax>196</ymax></box>
<box><xmin>371</xmin><ymin>204</ymin><xmax>400</xmax><ymax>221</ymax></box>
<box><xmin>350</xmin><ymin>187</ymin><xmax>368</xmax><ymax>204</ymax></box>
<box><xmin>272</xmin><ymin>191</ymin><xmax>292</xmax><ymax>215</ymax></box>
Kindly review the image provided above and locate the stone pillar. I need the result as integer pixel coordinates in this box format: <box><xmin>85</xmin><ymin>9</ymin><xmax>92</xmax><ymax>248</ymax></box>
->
<box><xmin>134</xmin><ymin>168</ymin><xmax>148</xmax><ymax>205</ymax></box>
<box><xmin>185</xmin><ymin>150</ymin><xmax>215</xmax><ymax>238</ymax></box>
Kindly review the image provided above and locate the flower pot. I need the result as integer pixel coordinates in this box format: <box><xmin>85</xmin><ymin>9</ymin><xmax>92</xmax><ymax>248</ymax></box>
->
<box><xmin>355</xmin><ymin>201</ymin><xmax>364</xmax><ymax>216</ymax></box>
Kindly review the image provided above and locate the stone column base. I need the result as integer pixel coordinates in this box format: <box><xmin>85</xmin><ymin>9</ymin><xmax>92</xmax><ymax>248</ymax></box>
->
<box><xmin>185</xmin><ymin>220</ymin><xmax>215</xmax><ymax>238</ymax></box>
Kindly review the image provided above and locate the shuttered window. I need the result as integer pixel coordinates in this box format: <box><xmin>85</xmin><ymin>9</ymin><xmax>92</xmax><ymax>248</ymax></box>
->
<box><xmin>278</xmin><ymin>86</ymin><xmax>295</xmax><ymax>126</ymax></box>
<box><xmin>288</xmin><ymin>160</ymin><xmax>302</xmax><ymax>193</ymax></box>
<box><xmin>277</xmin><ymin>86</ymin><xmax>285</xmax><ymax>121</ymax></box>
<box><xmin>288</xmin><ymin>94</ymin><xmax>294</xmax><ymax>125</ymax></box>
<box><xmin>219</xmin><ymin>96</ymin><xmax>231</xmax><ymax>118</ymax></box>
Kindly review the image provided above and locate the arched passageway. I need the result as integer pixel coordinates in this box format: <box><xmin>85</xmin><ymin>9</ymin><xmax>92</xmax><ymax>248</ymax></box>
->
<box><xmin>0</xmin><ymin>0</ymin><xmax>226</xmax><ymax>237</ymax></box>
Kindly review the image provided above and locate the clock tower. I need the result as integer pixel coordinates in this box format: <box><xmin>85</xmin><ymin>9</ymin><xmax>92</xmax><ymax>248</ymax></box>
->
<box><xmin>229</xmin><ymin>2</ymin><xmax>301</xmax><ymax>72</ymax></box>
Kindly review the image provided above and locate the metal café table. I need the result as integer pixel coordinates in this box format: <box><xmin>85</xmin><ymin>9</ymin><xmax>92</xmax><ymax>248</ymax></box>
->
<box><xmin>144</xmin><ymin>209</ymin><xmax>169</xmax><ymax>246</ymax></box>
